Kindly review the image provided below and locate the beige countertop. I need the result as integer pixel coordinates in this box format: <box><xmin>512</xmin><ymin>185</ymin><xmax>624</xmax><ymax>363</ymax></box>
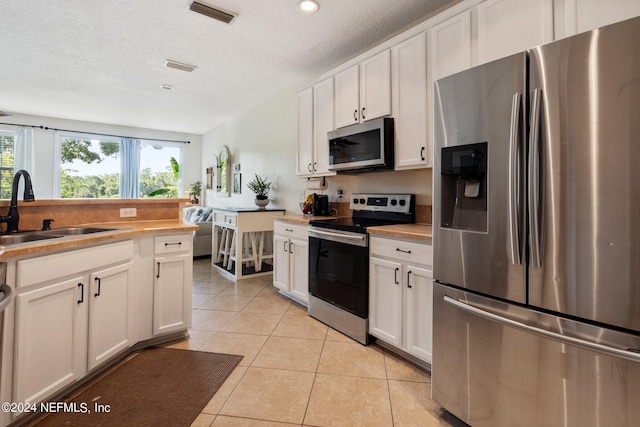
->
<box><xmin>0</xmin><ymin>220</ymin><xmax>198</xmax><ymax>259</ymax></box>
<box><xmin>367</xmin><ymin>224</ymin><xmax>433</xmax><ymax>242</ymax></box>
<box><xmin>274</xmin><ymin>214</ymin><xmax>342</xmax><ymax>225</ymax></box>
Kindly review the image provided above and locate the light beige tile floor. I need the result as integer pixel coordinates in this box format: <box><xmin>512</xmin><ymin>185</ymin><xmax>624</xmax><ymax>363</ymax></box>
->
<box><xmin>177</xmin><ymin>258</ymin><xmax>468</xmax><ymax>427</ymax></box>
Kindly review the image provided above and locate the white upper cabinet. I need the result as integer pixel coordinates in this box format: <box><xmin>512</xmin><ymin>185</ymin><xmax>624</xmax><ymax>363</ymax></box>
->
<box><xmin>430</xmin><ymin>10</ymin><xmax>472</xmax><ymax>82</ymax></box>
<box><xmin>564</xmin><ymin>0</ymin><xmax>640</xmax><ymax>36</ymax></box>
<box><xmin>296</xmin><ymin>87</ymin><xmax>314</xmax><ymax>176</ymax></box>
<box><xmin>477</xmin><ymin>0</ymin><xmax>554</xmax><ymax>65</ymax></box>
<box><xmin>334</xmin><ymin>50</ymin><xmax>391</xmax><ymax>128</ymax></box>
<box><xmin>392</xmin><ymin>32</ymin><xmax>429</xmax><ymax>170</ymax></box>
<box><xmin>313</xmin><ymin>77</ymin><xmax>335</xmax><ymax>175</ymax></box>
<box><xmin>360</xmin><ymin>50</ymin><xmax>392</xmax><ymax>122</ymax></box>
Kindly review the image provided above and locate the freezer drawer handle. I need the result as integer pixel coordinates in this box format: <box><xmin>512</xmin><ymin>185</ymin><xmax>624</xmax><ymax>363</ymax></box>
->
<box><xmin>508</xmin><ymin>92</ymin><xmax>522</xmax><ymax>265</ymax></box>
<box><xmin>443</xmin><ymin>295</ymin><xmax>640</xmax><ymax>363</ymax></box>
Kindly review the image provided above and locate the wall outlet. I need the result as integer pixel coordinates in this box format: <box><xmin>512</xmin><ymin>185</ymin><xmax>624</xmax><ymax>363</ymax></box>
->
<box><xmin>120</xmin><ymin>208</ymin><xmax>137</xmax><ymax>218</ymax></box>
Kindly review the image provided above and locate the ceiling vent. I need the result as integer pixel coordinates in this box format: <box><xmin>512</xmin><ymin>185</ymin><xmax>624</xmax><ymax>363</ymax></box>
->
<box><xmin>165</xmin><ymin>60</ymin><xmax>197</xmax><ymax>72</ymax></box>
<box><xmin>189</xmin><ymin>1</ymin><xmax>236</xmax><ymax>24</ymax></box>
<box><xmin>0</xmin><ymin>111</ymin><xmax>12</xmax><ymax>117</ymax></box>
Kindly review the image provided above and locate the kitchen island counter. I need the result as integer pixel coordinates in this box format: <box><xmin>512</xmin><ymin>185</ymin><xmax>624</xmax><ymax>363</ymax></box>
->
<box><xmin>0</xmin><ymin>220</ymin><xmax>197</xmax><ymax>259</ymax></box>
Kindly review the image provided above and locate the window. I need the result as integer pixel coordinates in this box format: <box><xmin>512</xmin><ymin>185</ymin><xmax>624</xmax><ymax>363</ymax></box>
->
<box><xmin>56</xmin><ymin>134</ymin><xmax>182</xmax><ymax>199</ymax></box>
<box><xmin>139</xmin><ymin>142</ymin><xmax>182</xmax><ymax>198</ymax></box>
<box><xmin>0</xmin><ymin>131</ymin><xmax>15</xmax><ymax>199</ymax></box>
<box><xmin>59</xmin><ymin>136</ymin><xmax>120</xmax><ymax>198</ymax></box>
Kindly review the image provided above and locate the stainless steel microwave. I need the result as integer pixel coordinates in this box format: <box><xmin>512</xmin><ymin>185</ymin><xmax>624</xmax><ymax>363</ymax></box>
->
<box><xmin>327</xmin><ymin>117</ymin><xmax>394</xmax><ymax>173</ymax></box>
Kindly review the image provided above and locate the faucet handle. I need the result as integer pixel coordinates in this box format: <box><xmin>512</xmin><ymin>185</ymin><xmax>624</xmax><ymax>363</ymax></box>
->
<box><xmin>42</xmin><ymin>219</ymin><xmax>55</xmax><ymax>231</ymax></box>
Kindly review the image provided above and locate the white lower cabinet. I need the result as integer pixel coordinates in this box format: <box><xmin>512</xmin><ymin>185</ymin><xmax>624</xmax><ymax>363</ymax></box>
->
<box><xmin>153</xmin><ymin>254</ymin><xmax>191</xmax><ymax>335</ymax></box>
<box><xmin>369</xmin><ymin>236</ymin><xmax>433</xmax><ymax>363</ymax></box>
<box><xmin>273</xmin><ymin>222</ymin><xmax>309</xmax><ymax>305</ymax></box>
<box><xmin>13</xmin><ymin>240</ymin><xmax>134</xmax><ymax>405</ymax></box>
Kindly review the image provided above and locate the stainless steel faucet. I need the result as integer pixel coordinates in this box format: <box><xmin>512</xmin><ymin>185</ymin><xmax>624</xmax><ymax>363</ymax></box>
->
<box><xmin>0</xmin><ymin>170</ymin><xmax>36</xmax><ymax>233</ymax></box>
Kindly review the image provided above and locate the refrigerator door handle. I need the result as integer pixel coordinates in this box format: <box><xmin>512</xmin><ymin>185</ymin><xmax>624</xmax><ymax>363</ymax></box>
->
<box><xmin>509</xmin><ymin>92</ymin><xmax>522</xmax><ymax>265</ymax></box>
<box><xmin>443</xmin><ymin>295</ymin><xmax>640</xmax><ymax>363</ymax></box>
<box><xmin>529</xmin><ymin>88</ymin><xmax>543</xmax><ymax>268</ymax></box>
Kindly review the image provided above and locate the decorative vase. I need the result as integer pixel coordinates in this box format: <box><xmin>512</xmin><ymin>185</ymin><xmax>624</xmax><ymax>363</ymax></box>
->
<box><xmin>254</xmin><ymin>198</ymin><xmax>269</xmax><ymax>209</ymax></box>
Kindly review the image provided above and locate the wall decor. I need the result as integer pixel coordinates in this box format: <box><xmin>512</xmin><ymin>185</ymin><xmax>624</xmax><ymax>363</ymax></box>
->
<box><xmin>206</xmin><ymin>167</ymin><xmax>214</xmax><ymax>190</ymax></box>
<box><xmin>233</xmin><ymin>173</ymin><xmax>242</xmax><ymax>194</ymax></box>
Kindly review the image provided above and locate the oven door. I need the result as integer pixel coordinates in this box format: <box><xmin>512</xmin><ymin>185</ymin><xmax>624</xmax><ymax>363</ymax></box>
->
<box><xmin>308</xmin><ymin>227</ymin><xmax>369</xmax><ymax>318</ymax></box>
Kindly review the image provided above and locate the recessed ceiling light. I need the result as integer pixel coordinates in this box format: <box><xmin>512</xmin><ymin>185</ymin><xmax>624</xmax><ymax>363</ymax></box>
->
<box><xmin>297</xmin><ymin>0</ymin><xmax>319</xmax><ymax>14</ymax></box>
<box><xmin>160</xmin><ymin>84</ymin><xmax>175</xmax><ymax>90</ymax></box>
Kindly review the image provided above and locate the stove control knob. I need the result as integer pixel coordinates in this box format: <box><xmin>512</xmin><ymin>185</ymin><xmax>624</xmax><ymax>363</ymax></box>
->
<box><xmin>353</xmin><ymin>198</ymin><xmax>359</xmax><ymax>204</ymax></box>
<box><xmin>399</xmin><ymin>199</ymin><xmax>406</xmax><ymax>206</ymax></box>
<box><xmin>359</xmin><ymin>198</ymin><xmax>366</xmax><ymax>204</ymax></box>
<box><xmin>390</xmin><ymin>199</ymin><xmax>397</xmax><ymax>206</ymax></box>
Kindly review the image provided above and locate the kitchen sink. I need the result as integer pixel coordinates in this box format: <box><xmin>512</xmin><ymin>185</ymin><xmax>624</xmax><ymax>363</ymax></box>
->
<box><xmin>0</xmin><ymin>233</ymin><xmax>63</xmax><ymax>245</ymax></box>
<box><xmin>38</xmin><ymin>226</ymin><xmax>121</xmax><ymax>236</ymax></box>
<box><xmin>0</xmin><ymin>227</ymin><xmax>123</xmax><ymax>247</ymax></box>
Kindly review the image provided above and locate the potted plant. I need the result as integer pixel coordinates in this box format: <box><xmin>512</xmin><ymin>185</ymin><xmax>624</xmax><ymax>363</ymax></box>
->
<box><xmin>189</xmin><ymin>180</ymin><xmax>202</xmax><ymax>204</ymax></box>
<box><xmin>246</xmin><ymin>174</ymin><xmax>272</xmax><ymax>208</ymax></box>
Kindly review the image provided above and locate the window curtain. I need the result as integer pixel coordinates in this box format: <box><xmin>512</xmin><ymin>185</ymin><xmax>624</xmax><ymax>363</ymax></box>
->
<box><xmin>120</xmin><ymin>138</ymin><xmax>141</xmax><ymax>198</ymax></box>
<box><xmin>14</xmin><ymin>126</ymin><xmax>35</xmax><ymax>175</ymax></box>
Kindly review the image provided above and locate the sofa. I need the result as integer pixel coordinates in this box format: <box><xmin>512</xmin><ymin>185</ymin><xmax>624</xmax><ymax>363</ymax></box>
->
<box><xmin>183</xmin><ymin>206</ymin><xmax>213</xmax><ymax>257</ymax></box>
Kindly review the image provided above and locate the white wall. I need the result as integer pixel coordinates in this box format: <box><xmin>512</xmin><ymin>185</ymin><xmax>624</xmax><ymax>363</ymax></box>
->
<box><xmin>0</xmin><ymin>113</ymin><xmax>202</xmax><ymax>199</ymax></box>
<box><xmin>202</xmin><ymin>89</ymin><xmax>432</xmax><ymax>213</ymax></box>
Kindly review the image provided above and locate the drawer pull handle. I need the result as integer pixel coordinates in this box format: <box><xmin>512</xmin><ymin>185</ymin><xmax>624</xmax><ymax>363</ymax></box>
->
<box><xmin>77</xmin><ymin>283</ymin><xmax>84</xmax><ymax>304</ymax></box>
<box><xmin>165</xmin><ymin>242</ymin><xmax>182</xmax><ymax>246</ymax></box>
<box><xmin>285</xmin><ymin>228</ymin><xmax>293</xmax><ymax>232</ymax></box>
<box><xmin>396</xmin><ymin>248</ymin><xmax>412</xmax><ymax>254</ymax></box>
<box><xmin>94</xmin><ymin>277</ymin><xmax>101</xmax><ymax>297</ymax></box>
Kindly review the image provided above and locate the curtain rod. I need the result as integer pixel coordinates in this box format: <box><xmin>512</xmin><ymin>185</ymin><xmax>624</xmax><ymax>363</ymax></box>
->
<box><xmin>0</xmin><ymin>122</ymin><xmax>191</xmax><ymax>144</ymax></box>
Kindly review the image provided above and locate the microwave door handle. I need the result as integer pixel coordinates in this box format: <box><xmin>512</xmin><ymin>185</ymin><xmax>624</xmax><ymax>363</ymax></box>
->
<box><xmin>529</xmin><ymin>88</ymin><xmax>543</xmax><ymax>268</ymax></box>
<box><xmin>508</xmin><ymin>92</ymin><xmax>522</xmax><ymax>265</ymax></box>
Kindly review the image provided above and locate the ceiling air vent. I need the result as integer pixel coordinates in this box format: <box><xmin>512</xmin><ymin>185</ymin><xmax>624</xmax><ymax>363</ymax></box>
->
<box><xmin>165</xmin><ymin>60</ymin><xmax>197</xmax><ymax>72</ymax></box>
<box><xmin>189</xmin><ymin>1</ymin><xmax>236</xmax><ymax>24</ymax></box>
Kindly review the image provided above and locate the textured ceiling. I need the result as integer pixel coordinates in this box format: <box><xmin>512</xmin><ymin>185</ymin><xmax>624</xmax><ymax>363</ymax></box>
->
<box><xmin>0</xmin><ymin>0</ymin><xmax>454</xmax><ymax>134</ymax></box>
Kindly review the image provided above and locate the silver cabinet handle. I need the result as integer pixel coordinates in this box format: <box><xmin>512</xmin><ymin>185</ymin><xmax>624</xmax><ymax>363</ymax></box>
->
<box><xmin>444</xmin><ymin>295</ymin><xmax>640</xmax><ymax>363</ymax></box>
<box><xmin>310</xmin><ymin>229</ymin><xmax>365</xmax><ymax>241</ymax></box>
<box><xmin>0</xmin><ymin>284</ymin><xmax>12</xmax><ymax>312</ymax></box>
<box><xmin>528</xmin><ymin>88</ymin><xmax>543</xmax><ymax>268</ymax></box>
<box><xmin>284</xmin><ymin>241</ymin><xmax>288</xmax><ymax>252</ymax></box>
<box><xmin>508</xmin><ymin>92</ymin><xmax>522</xmax><ymax>265</ymax></box>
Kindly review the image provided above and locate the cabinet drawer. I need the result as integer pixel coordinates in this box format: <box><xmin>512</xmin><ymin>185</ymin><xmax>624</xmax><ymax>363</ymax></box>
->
<box><xmin>17</xmin><ymin>240</ymin><xmax>133</xmax><ymax>288</ymax></box>
<box><xmin>154</xmin><ymin>233</ymin><xmax>192</xmax><ymax>254</ymax></box>
<box><xmin>213</xmin><ymin>212</ymin><xmax>237</xmax><ymax>227</ymax></box>
<box><xmin>370</xmin><ymin>236</ymin><xmax>432</xmax><ymax>267</ymax></box>
<box><xmin>274</xmin><ymin>221</ymin><xmax>308</xmax><ymax>241</ymax></box>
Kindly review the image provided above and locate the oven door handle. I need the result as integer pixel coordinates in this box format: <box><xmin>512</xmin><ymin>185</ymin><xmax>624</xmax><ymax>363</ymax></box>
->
<box><xmin>309</xmin><ymin>229</ymin><xmax>367</xmax><ymax>244</ymax></box>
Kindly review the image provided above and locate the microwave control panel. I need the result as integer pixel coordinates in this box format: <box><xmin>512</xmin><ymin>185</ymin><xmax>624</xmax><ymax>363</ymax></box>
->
<box><xmin>350</xmin><ymin>193</ymin><xmax>413</xmax><ymax>214</ymax></box>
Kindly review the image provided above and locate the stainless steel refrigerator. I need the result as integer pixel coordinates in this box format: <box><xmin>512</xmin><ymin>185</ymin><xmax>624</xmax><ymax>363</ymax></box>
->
<box><xmin>432</xmin><ymin>16</ymin><xmax>640</xmax><ymax>427</ymax></box>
